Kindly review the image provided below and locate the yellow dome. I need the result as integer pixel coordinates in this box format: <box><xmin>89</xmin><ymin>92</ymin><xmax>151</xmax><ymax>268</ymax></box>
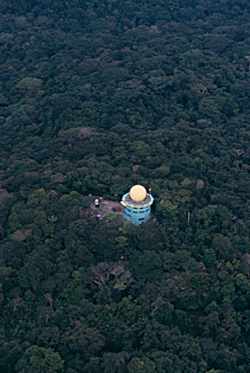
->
<box><xmin>130</xmin><ymin>185</ymin><xmax>147</xmax><ymax>202</ymax></box>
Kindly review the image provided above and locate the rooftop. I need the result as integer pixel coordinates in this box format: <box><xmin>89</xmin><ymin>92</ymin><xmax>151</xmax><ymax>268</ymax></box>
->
<box><xmin>123</xmin><ymin>192</ymin><xmax>152</xmax><ymax>206</ymax></box>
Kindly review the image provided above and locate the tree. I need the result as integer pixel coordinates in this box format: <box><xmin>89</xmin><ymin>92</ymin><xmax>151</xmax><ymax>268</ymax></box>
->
<box><xmin>62</xmin><ymin>324</ymin><xmax>105</xmax><ymax>360</ymax></box>
<box><xmin>203</xmin><ymin>248</ymin><xmax>217</xmax><ymax>267</ymax></box>
<box><xmin>127</xmin><ymin>357</ymin><xmax>156</xmax><ymax>373</ymax></box>
<box><xmin>15</xmin><ymin>345</ymin><xmax>64</xmax><ymax>372</ymax></box>
<box><xmin>158</xmin><ymin>200</ymin><xmax>178</xmax><ymax>221</ymax></box>
<box><xmin>101</xmin><ymin>352</ymin><xmax>130</xmax><ymax>373</ymax></box>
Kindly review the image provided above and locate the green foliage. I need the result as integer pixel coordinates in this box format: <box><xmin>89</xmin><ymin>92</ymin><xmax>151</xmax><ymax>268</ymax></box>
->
<box><xmin>158</xmin><ymin>200</ymin><xmax>178</xmax><ymax>220</ymax></box>
<box><xmin>203</xmin><ymin>249</ymin><xmax>217</xmax><ymax>267</ymax></box>
<box><xmin>15</xmin><ymin>345</ymin><xmax>64</xmax><ymax>372</ymax></box>
<box><xmin>128</xmin><ymin>357</ymin><xmax>156</xmax><ymax>373</ymax></box>
<box><xmin>1</xmin><ymin>0</ymin><xmax>250</xmax><ymax>372</ymax></box>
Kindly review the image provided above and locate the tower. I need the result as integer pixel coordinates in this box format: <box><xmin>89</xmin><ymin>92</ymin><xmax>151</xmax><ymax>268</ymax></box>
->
<box><xmin>121</xmin><ymin>185</ymin><xmax>154</xmax><ymax>226</ymax></box>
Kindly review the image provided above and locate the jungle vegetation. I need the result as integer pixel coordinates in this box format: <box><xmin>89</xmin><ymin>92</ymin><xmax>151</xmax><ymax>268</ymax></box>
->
<box><xmin>1</xmin><ymin>0</ymin><xmax>250</xmax><ymax>372</ymax></box>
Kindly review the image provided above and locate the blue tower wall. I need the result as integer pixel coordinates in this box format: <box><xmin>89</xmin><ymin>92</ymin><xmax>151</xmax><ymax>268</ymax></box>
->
<box><xmin>122</xmin><ymin>193</ymin><xmax>154</xmax><ymax>226</ymax></box>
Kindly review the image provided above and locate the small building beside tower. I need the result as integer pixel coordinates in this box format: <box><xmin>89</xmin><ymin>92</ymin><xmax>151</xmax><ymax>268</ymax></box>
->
<box><xmin>121</xmin><ymin>185</ymin><xmax>154</xmax><ymax>226</ymax></box>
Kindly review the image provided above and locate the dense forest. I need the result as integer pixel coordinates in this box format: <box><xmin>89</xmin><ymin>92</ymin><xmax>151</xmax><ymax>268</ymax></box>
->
<box><xmin>1</xmin><ymin>0</ymin><xmax>250</xmax><ymax>371</ymax></box>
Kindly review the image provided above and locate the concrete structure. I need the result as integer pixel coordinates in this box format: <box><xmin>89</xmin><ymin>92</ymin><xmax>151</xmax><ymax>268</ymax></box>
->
<box><xmin>121</xmin><ymin>185</ymin><xmax>154</xmax><ymax>226</ymax></box>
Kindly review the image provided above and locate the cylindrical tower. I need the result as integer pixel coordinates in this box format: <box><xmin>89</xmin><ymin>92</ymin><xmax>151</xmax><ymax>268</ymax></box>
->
<box><xmin>121</xmin><ymin>185</ymin><xmax>154</xmax><ymax>226</ymax></box>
